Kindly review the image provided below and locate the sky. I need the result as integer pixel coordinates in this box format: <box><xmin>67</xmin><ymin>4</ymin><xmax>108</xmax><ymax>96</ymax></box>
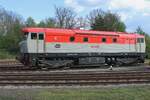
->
<box><xmin>0</xmin><ymin>0</ymin><xmax>150</xmax><ymax>33</ymax></box>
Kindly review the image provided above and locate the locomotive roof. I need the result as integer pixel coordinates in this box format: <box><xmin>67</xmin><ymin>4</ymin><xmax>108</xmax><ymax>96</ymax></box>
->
<box><xmin>22</xmin><ymin>27</ymin><xmax>144</xmax><ymax>37</ymax></box>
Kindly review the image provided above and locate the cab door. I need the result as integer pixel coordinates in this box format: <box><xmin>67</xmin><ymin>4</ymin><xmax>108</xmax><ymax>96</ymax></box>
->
<box><xmin>29</xmin><ymin>33</ymin><xmax>38</xmax><ymax>53</ymax></box>
<box><xmin>37</xmin><ymin>33</ymin><xmax>45</xmax><ymax>53</ymax></box>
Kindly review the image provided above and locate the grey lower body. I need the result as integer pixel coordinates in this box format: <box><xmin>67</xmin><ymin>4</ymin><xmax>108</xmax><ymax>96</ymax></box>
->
<box><xmin>17</xmin><ymin>52</ymin><xmax>146</xmax><ymax>68</ymax></box>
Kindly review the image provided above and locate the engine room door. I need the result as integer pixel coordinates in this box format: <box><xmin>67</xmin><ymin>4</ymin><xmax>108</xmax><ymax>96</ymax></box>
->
<box><xmin>37</xmin><ymin>33</ymin><xmax>45</xmax><ymax>53</ymax></box>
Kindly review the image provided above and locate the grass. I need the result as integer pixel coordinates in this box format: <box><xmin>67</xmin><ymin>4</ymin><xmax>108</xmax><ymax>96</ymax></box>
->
<box><xmin>0</xmin><ymin>85</ymin><xmax>150</xmax><ymax>100</ymax></box>
<box><xmin>0</xmin><ymin>49</ymin><xmax>16</xmax><ymax>59</ymax></box>
<box><xmin>145</xmin><ymin>59</ymin><xmax>150</xmax><ymax>65</ymax></box>
<box><xmin>35</xmin><ymin>86</ymin><xmax>150</xmax><ymax>100</ymax></box>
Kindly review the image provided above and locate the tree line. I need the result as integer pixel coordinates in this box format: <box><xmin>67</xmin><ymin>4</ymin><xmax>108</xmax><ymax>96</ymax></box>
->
<box><xmin>0</xmin><ymin>6</ymin><xmax>150</xmax><ymax>58</ymax></box>
<box><xmin>25</xmin><ymin>7</ymin><xmax>126</xmax><ymax>32</ymax></box>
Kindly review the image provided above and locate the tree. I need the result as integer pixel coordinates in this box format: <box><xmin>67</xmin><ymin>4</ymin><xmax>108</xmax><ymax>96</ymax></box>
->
<box><xmin>136</xmin><ymin>27</ymin><xmax>150</xmax><ymax>58</ymax></box>
<box><xmin>0</xmin><ymin>7</ymin><xmax>23</xmax><ymax>53</ymax></box>
<box><xmin>38</xmin><ymin>17</ymin><xmax>56</xmax><ymax>28</ymax></box>
<box><xmin>25</xmin><ymin>17</ymin><xmax>36</xmax><ymax>27</ymax></box>
<box><xmin>145</xmin><ymin>35</ymin><xmax>150</xmax><ymax>58</ymax></box>
<box><xmin>55</xmin><ymin>6</ymin><xmax>76</xmax><ymax>29</ymax></box>
<box><xmin>88</xmin><ymin>9</ymin><xmax>126</xmax><ymax>32</ymax></box>
<box><xmin>75</xmin><ymin>17</ymin><xmax>88</xmax><ymax>29</ymax></box>
<box><xmin>87</xmin><ymin>9</ymin><xmax>105</xmax><ymax>30</ymax></box>
<box><xmin>117</xmin><ymin>22</ymin><xmax>126</xmax><ymax>32</ymax></box>
<box><xmin>38</xmin><ymin>20</ymin><xmax>46</xmax><ymax>27</ymax></box>
<box><xmin>0</xmin><ymin>8</ymin><xmax>23</xmax><ymax>36</ymax></box>
<box><xmin>136</xmin><ymin>26</ymin><xmax>146</xmax><ymax>35</ymax></box>
<box><xmin>45</xmin><ymin>18</ymin><xmax>56</xmax><ymax>27</ymax></box>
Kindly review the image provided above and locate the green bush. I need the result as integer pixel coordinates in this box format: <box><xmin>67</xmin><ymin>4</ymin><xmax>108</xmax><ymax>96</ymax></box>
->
<box><xmin>0</xmin><ymin>49</ymin><xmax>16</xmax><ymax>59</ymax></box>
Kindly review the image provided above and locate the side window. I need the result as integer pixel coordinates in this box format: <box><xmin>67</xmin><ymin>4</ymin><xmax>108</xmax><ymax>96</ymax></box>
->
<box><xmin>39</xmin><ymin>33</ymin><xmax>44</xmax><ymax>40</ymax></box>
<box><xmin>137</xmin><ymin>38</ymin><xmax>140</xmax><ymax>43</ymax></box>
<box><xmin>113</xmin><ymin>38</ymin><xmax>117</xmax><ymax>43</ymax></box>
<box><xmin>141</xmin><ymin>38</ymin><xmax>144</xmax><ymax>43</ymax></box>
<box><xmin>70</xmin><ymin>36</ymin><xmax>75</xmax><ymax>42</ymax></box>
<box><xmin>102</xmin><ymin>38</ymin><xmax>106</xmax><ymax>43</ymax></box>
<box><xmin>31</xmin><ymin>33</ymin><xmax>37</xmax><ymax>39</ymax></box>
<box><xmin>137</xmin><ymin>38</ymin><xmax>144</xmax><ymax>43</ymax></box>
<box><xmin>83</xmin><ymin>37</ymin><xmax>88</xmax><ymax>42</ymax></box>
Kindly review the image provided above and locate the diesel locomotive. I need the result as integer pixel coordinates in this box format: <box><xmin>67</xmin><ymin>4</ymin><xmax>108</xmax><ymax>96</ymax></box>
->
<box><xmin>17</xmin><ymin>27</ymin><xmax>146</xmax><ymax>68</ymax></box>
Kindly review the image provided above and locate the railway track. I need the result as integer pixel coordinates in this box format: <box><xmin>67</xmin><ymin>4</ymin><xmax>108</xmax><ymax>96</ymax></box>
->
<box><xmin>0</xmin><ymin>71</ymin><xmax>150</xmax><ymax>86</ymax></box>
<box><xmin>0</xmin><ymin>60</ymin><xmax>150</xmax><ymax>86</ymax></box>
<box><xmin>0</xmin><ymin>60</ymin><xmax>23</xmax><ymax>67</ymax></box>
<box><xmin>0</xmin><ymin>60</ymin><xmax>36</xmax><ymax>70</ymax></box>
<box><xmin>0</xmin><ymin>59</ymin><xmax>19</xmax><ymax>65</ymax></box>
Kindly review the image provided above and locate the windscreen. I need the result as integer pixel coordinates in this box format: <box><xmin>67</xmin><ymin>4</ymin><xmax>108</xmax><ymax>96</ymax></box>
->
<box><xmin>23</xmin><ymin>32</ymin><xmax>29</xmax><ymax>40</ymax></box>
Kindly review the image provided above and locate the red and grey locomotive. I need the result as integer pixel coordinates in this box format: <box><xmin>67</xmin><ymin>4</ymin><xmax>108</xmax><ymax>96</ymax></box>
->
<box><xmin>18</xmin><ymin>27</ymin><xmax>146</xmax><ymax>68</ymax></box>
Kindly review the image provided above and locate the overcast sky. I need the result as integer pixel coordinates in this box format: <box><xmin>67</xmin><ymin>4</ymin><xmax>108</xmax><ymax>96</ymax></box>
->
<box><xmin>0</xmin><ymin>0</ymin><xmax>150</xmax><ymax>33</ymax></box>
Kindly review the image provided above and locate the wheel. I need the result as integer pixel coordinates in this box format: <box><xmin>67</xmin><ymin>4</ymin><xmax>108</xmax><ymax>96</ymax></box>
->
<box><xmin>63</xmin><ymin>63</ymin><xmax>73</xmax><ymax>69</ymax></box>
<box><xmin>28</xmin><ymin>57</ymin><xmax>39</xmax><ymax>69</ymax></box>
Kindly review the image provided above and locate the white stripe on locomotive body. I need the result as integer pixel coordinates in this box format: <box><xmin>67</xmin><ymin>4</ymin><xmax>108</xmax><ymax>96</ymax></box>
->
<box><xmin>25</xmin><ymin>41</ymin><xmax>145</xmax><ymax>53</ymax></box>
<box><xmin>45</xmin><ymin>43</ymin><xmax>145</xmax><ymax>53</ymax></box>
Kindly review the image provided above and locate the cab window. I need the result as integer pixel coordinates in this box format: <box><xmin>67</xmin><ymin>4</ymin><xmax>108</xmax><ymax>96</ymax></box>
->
<box><xmin>31</xmin><ymin>33</ymin><xmax>37</xmax><ymax>39</ymax></box>
<box><xmin>23</xmin><ymin>32</ymin><xmax>28</xmax><ymax>40</ymax></box>
<box><xmin>141</xmin><ymin>38</ymin><xmax>144</xmax><ymax>43</ymax></box>
<box><xmin>24</xmin><ymin>32</ymin><xmax>28</xmax><ymax>36</ymax></box>
<box><xmin>39</xmin><ymin>33</ymin><xmax>44</xmax><ymax>40</ymax></box>
<box><xmin>137</xmin><ymin>38</ymin><xmax>140</xmax><ymax>43</ymax></box>
<box><xmin>137</xmin><ymin>38</ymin><xmax>144</xmax><ymax>43</ymax></box>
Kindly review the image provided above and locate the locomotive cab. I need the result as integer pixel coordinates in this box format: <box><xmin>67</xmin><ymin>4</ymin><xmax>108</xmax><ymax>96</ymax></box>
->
<box><xmin>27</xmin><ymin>32</ymin><xmax>45</xmax><ymax>53</ymax></box>
<box><xmin>20</xmin><ymin>32</ymin><xmax>45</xmax><ymax>53</ymax></box>
<box><xmin>18</xmin><ymin>31</ymin><xmax>45</xmax><ymax>66</ymax></box>
<box><xmin>136</xmin><ymin>37</ymin><xmax>145</xmax><ymax>53</ymax></box>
